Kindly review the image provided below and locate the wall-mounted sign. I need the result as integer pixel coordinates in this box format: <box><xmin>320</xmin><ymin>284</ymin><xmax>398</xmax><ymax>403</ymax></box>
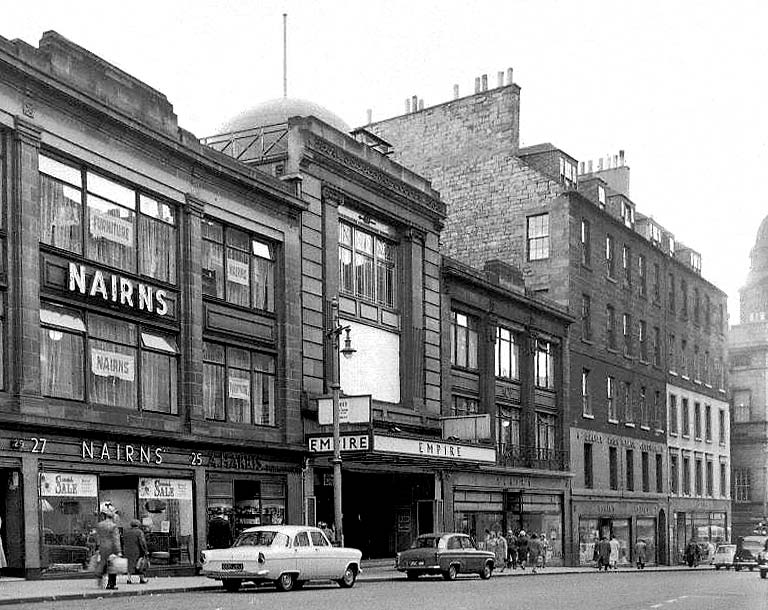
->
<box><xmin>308</xmin><ymin>434</ymin><xmax>370</xmax><ymax>453</ymax></box>
<box><xmin>317</xmin><ymin>395</ymin><xmax>371</xmax><ymax>425</ymax></box>
<box><xmin>81</xmin><ymin>440</ymin><xmax>164</xmax><ymax>465</ymax></box>
<box><xmin>68</xmin><ymin>262</ymin><xmax>168</xmax><ymax>316</ymax></box>
<box><xmin>372</xmin><ymin>435</ymin><xmax>496</xmax><ymax>463</ymax></box>
<box><xmin>139</xmin><ymin>477</ymin><xmax>192</xmax><ymax>500</ymax></box>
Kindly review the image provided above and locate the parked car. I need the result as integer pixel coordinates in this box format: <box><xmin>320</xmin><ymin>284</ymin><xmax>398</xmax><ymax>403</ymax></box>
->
<box><xmin>734</xmin><ymin>536</ymin><xmax>768</xmax><ymax>571</ymax></box>
<box><xmin>395</xmin><ymin>532</ymin><xmax>495</xmax><ymax>580</ymax></box>
<box><xmin>712</xmin><ymin>544</ymin><xmax>736</xmax><ymax>570</ymax></box>
<box><xmin>200</xmin><ymin>525</ymin><xmax>362</xmax><ymax>592</ymax></box>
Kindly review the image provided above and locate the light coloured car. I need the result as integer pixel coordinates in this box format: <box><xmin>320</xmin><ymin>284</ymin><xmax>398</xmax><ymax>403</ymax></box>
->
<box><xmin>201</xmin><ymin>525</ymin><xmax>362</xmax><ymax>592</ymax></box>
<box><xmin>712</xmin><ymin>544</ymin><xmax>736</xmax><ymax>570</ymax></box>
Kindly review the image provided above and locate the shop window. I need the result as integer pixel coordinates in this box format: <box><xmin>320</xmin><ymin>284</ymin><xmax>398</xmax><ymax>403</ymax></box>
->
<box><xmin>451</xmin><ymin>311</ymin><xmax>478</xmax><ymax>369</ymax></box>
<box><xmin>201</xmin><ymin>218</ymin><xmax>275</xmax><ymax>312</ymax></box>
<box><xmin>338</xmin><ymin>220</ymin><xmax>396</xmax><ymax>308</ymax></box>
<box><xmin>535</xmin><ymin>340</ymin><xmax>555</xmax><ymax>389</ymax></box>
<box><xmin>39</xmin><ymin>154</ymin><xmax>177</xmax><ymax>284</ymax></box>
<box><xmin>39</xmin><ymin>303</ymin><xmax>178</xmax><ymax>413</ymax></box>
<box><xmin>203</xmin><ymin>341</ymin><xmax>276</xmax><ymax>425</ymax></box>
<box><xmin>495</xmin><ymin>326</ymin><xmax>519</xmax><ymax>379</ymax></box>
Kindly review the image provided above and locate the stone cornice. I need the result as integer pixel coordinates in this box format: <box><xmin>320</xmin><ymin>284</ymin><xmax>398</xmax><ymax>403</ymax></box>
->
<box><xmin>309</xmin><ymin>135</ymin><xmax>445</xmax><ymax>221</ymax></box>
<box><xmin>184</xmin><ymin>194</ymin><xmax>206</xmax><ymax>217</ymax></box>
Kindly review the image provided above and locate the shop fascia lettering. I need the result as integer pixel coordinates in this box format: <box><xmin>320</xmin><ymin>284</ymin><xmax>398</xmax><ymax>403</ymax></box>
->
<box><xmin>68</xmin><ymin>262</ymin><xmax>168</xmax><ymax>316</ymax></box>
<box><xmin>82</xmin><ymin>440</ymin><xmax>164</xmax><ymax>465</ymax></box>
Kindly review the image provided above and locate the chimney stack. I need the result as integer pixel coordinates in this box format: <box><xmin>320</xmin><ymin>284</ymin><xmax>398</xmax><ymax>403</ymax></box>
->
<box><xmin>453</xmin><ymin>84</ymin><xmax>459</xmax><ymax>99</ymax></box>
<box><xmin>418</xmin><ymin>98</ymin><xmax>424</xmax><ymax>111</ymax></box>
<box><xmin>619</xmin><ymin>150</ymin><xmax>625</xmax><ymax>166</ymax></box>
<box><xmin>507</xmin><ymin>67</ymin><xmax>513</xmax><ymax>85</ymax></box>
<box><xmin>588</xmin><ymin>160</ymin><xmax>593</xmax><ymax>173</ymax></box>
<box><xmin>497</xmin><ymin>71</ymin><xmax>505</xmax><ymax>88</ymax></box>
<box><xmin>412</xmin><ymin>95</ymin><xmax>418</xmax><ymax>113</ymax></box>
<box><xmin>475</xmin><ymin>77</ymin><xmax>481</xmax><ymax>93</ymax></box>
<box><xmin>481</xmin><ymin>74</ymin><xmax>488</xmax><ymax>91</ymax></box>
<box><xmin>598</xmin><ymin>158</ymin><xmax>603</xmax><ymax>171</ymax></box>
<box><xmin>580</xmin><ymin>161</ymin><xmax>585</xmax><ymax>175</ymax></box>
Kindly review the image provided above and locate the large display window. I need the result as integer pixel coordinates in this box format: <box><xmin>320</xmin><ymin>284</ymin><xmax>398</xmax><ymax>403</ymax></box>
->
<box><xmin>39</xmin><ymin>472</ymin><xmax>194</xmax><ymax>573</ymax></box>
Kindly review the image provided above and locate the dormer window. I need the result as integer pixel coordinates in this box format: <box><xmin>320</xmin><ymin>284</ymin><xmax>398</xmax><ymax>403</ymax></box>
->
<box><xmin>621</xmin><ymin>202</ymin><xmax>634</xmax><ymax>228</ymax></box>
<box><xmin>559</xmin><ymin>157</ymin><xmax>577</xmax><ymax>187</ymax></box>
<box><xmin>690</xmin><ymin>252</ymin><xmax>701</xmax><ymax>274</ymax></box>
<box><xmin>650</xmin><ymin>224</ymin><xmax>662</xmax><ymax>245</ymax></box>
<box><xmin>669</xmin><ymin>237</ymin><xmax>675</xmax><ymax>255</ymax></box>
<box><xmin>598</xmin><ymin>185</ymin><xmax>606</xmax><ymax>208</ymax></box>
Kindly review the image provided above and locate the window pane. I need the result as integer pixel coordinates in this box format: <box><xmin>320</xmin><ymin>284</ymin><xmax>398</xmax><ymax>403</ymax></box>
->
<box><xmin>252</xmin><ymin>239</ymin><xmax>272</xmax><ymax>259</ymax></box>
<box><xmin>139</xmin><ymin>215</ymin><xmax>177</xmax><ymax>284</ymax></box>
<box><xmin>203</xmin><ymin>361</ymin><xmax>225</xmax><ymax>420</ymax></box>
<box><xmin>339</xmin><ymin>223</ymin><xmax>352</xmax><ymax>246</ymax></box>
<box><xmin>89</xmin><ymin>339</ymin><xmax>137</xmax><ymax>409</ymax></box>
<box><xmin>140</xmin><ymin>195</ymin><xmax>175</xmax><ymax>225</ymax></box>
<box><xmin>40</xmin><ymin>304</ymin><xmax>86</xmax><ymax>332</ymax></box>
<box><xmin>39</xmin><ymin>155</ymin><xmax>82</xmax><ymax>187</ymax></box>
<box><xmin>339</xmin><ymin>247</ymin><xmax>353</xmax><ymax>293</ymax></box>
<box><xmin>86</xmin><ymin>195</ymin><xmax>136</xmax><ymax>272</ymax></box>
<box><xmin>228</xmin><ymin>347</ymin><xmax>250</xmax><ymax>370</ymax></box>
<box><xmin>203</xmin><ymin>342</ymin><xmax>225</xmax><ymax>364</ymax></box>
<box><xmin>201</xmin><ymin>218</ymin><xmax>223</xmax><ymax>242</ymax></box>
<box><xmin>40</xmin><ymin>176</ymin><xmax>83</xmax><ymax>253</ymax></box>
<box><xmin>87</xmin><ymin>172</ymin><xmax>135</xmax><ymax>209</ymax></box>
<box><xmin>252</xmin><ymin>253</ymin><xmax>274</xmax><ymax>312</ymax></box>
<box><xmin>354</xmin><ymin>253</ymin><xmax>374</xmax><ymax>299</ymax></box>
<box><xmin>142</xmin><ymin>351</ymin><xmax>178</xmax><ymax>414</ymax></box>
<box><xmin>226</xmin><ymin>247</ymin><xmax>250</xmax><ymax>306</ymax></box>
<box><xmin>202</xmin><ymin>240</ymin><xmax>224</xmax><ymax>298</ymax></box>
<box><xmin>226</xmin><ymin>227</ymin><xmax>249</xmax><ymax>251</ymax></box>
<box><xmin>254</xmin><ymin>369</ymin><xmax>275</xmax><ymax>425</ymax></box>
<box><xmin>227</xmin><ymin>370</ymin><xmax>252</xmax><ymax>424</ymax></box>
<box><xmin>253</xmin><ymin>353</ymin><xmax>275</xmax><ymax>373</ymax></box>
<box><xmin>141</xmin><ymin>332</ymin><xmax>178</xmax><ymax>353</ymax></box>
<box><xmin>355</xmin><ymin>231</ymin><xmax>373</xmax><ymax>254</ymax></box>
<box><xmin>88</xmin><ymin>313</ymin><xmax>136</xmax><ymax>344</ymax></box>
<box><xmin>40</xmin><ymin>327</ymin><xmax>84</xmax><ymax>400</ymax></box>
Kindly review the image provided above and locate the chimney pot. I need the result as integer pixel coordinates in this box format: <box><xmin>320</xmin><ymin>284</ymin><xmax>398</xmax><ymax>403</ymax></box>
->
<box><xmin>588</xmin><ymin>160</ymin><xmax>593</xmax><ymax>173</ymax></box>
<box><xmin>497</xmin><ymin>71</ymin><xmax>505</xmax><ymax>88</ymax></box>
<box><xmin>579</xmin><ymin>161</ymin><xmax>585</xmax><ymax>175</ymax></box>
<box><xmin>619</xmin><ymin>150</ymin><xmax>625</xmax><ymax>166</ymax></box>
<box><xmin>412</xmin><ymin>95</ymin><xmax>418</xmax><ymax>112</ymax></box>
<box><xmin>507</xmin><ymin>67</ymin><xmax>513</xmax><ymax>85</ymax></box>
<box><xmin>418</xmin><ymin>98</ymin><xmax>424</xmax><ymax>111</ymax></box>
<box><xmin>475</xmin><ymin>77</ymin><xmax>481</xmax><ymax>93</ymax></box>
<box><xmin>481</xmin><ymin>74</ymin><xmax>488</xmax><ymax>91</ymax></box>
<box><xmin>454</xmin><ymin>84</ymin><xmax>459</xmax><ymax>99</ymax></box>
<box><xmin>598</xmin><ymin>158</ymin><xmax>604</xmax><ymax>171</ymax></box>
<box><xmin>613</xmin><ymin>154</ymin><xmax>618</xmax><ymax>168</ymax></box>
<box><xmin>366</xmin><ymin>109</ymin><xmax>372</xmax><ymax>125</ymax></box>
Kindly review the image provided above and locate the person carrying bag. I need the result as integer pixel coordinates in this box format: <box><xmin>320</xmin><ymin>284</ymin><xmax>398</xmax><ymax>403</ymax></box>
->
<box><xmin>124</xmin><ymin>519</ymin><xmax>150</xmax><ymax>584</ymax></box>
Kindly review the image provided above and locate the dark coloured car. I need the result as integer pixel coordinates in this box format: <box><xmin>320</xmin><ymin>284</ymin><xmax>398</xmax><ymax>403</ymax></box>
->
<box><xmin>395</xmin><ymin>533</ymin><xmax>495</xmax><ymax>581</ymax></box>
<box><xmin>734</xmin><ymin>535</ymin><xmax>768</xmax><ymax>571</ymax></box>
<box><xmin>758</xmin><ymin>544</ymin><xmax>768</xmax><ymax>579</ymax></box>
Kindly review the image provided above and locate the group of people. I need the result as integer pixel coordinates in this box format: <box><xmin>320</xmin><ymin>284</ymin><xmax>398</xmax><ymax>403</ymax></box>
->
<box><xmin>93</xmin><ymin>501</ymin><xmax>150</xmax><ymax>590</ymax></box>
<box><xmin>484</xmin><ymin>529</ymin><xmax>551</xmax><ymax>575</ymax></box>
<box><xmin>593</xmin><ymin>535</ymin><xmax>648</xmax><ymax>570</ymax></box>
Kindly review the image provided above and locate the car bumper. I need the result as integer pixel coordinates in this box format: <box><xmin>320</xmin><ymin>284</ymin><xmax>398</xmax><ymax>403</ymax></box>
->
<box><xmin>202</xmin><ymin>569</ymin><xmax>270</xmax><ymax>579</ymax></box>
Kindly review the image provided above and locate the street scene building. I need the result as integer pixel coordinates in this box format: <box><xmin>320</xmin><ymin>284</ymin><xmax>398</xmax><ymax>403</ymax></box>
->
<box><xmin>0</xmin><ymin>31</ymin><xmax>308</xmax><ymax>578</ymax></box>
<box><xmin>729</xmin><ymin>215</ymin><xmax>768</xmax><ymax>537</ymax></box>
<box><xmin>368</xmin><ymin>71</ymin><xmax>730</xmax><ymax>565</ymax></box>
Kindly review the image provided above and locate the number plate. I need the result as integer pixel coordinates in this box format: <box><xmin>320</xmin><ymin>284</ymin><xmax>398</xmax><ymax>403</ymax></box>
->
<box><xmin>409</xmin><ymin>560</ymin><xmax>425</xmax><ymax>566</ymax></box>
<box><xmin>221</xmin><ymin>562</ymin><xmax>243</xmax><ymax>570</ymax></box>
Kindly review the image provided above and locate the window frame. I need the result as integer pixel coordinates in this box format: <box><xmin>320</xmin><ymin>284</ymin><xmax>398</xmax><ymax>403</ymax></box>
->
<box><xmin>451</xmin><ymin>311</ymin><xmax>478</xmax><ymax>370</ymax></box>
<box><xmin>527</xmin><ymin>214</ymin><xmax>550</xmax><ymax>261</ymax></box>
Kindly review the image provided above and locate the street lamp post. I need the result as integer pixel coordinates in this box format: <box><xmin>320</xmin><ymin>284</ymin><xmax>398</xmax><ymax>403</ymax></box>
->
<box><xmin>327</xmin><ymin>297</ymin><xmax>355</xmax><ymax>546</ymax></box>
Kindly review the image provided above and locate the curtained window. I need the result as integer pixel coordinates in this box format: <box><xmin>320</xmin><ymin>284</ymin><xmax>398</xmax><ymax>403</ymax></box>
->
<box><xmin>203</xmin><ymin>341</ymin><xmax>276</xmax><ymax>426</ymax></box>
<box><xmin>40</xmin><ymin>303</ymin><xmax>86</xmax><ymax>400</ymax></box>
<box><xmin>139</xmin><ymin>195</ymin><xmax>176</xmax><ymax>284</ymax></box>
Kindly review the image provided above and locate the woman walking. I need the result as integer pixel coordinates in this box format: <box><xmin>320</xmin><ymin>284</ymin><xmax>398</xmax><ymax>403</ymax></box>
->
<box><xmin>94</xmin><ymin>502</ymin><xmax>121</xmax><ymax>590</ymax></box>
<box><xmin>124</xmin><ymin>519</ymin><xmax>149</xmax><ymax>584</ymax></box>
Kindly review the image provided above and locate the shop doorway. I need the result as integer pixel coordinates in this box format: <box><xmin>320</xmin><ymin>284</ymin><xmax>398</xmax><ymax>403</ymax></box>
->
<box><xmin>0</xmin><ymin>470</ymin><xmax>22</xmax><ymax>575</ymax></box>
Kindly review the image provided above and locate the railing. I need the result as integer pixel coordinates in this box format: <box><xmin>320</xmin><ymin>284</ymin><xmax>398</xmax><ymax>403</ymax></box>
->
<box><xmin>201</xmin><ymin>123</ymin><xmax>290</xmax><ymax>163</ymax></box>
<box><xmin>499</xmin><ymin>444</ymin><xmax>569</xmax><ymax>471</ymax></box>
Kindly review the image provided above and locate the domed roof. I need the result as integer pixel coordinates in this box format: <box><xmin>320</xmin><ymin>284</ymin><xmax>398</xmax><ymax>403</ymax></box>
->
<box><xmin>220</xmin><ymin>97</ymin><xmax>350</xmax><ymax>134</ymax></box>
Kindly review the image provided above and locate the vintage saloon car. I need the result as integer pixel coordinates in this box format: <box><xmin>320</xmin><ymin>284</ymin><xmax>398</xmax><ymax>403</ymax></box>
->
<box><xmin>396</xmin><ymin>533</ymin><xmax>495</xmax><ymax>580</ymax></box>
<box><xmin>201</xmin><ymin>525</ymin><xmax>362</xmax><ymax>592</ymax></box>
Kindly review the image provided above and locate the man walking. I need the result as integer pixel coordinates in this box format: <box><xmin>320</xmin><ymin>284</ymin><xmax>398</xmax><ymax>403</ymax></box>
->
<box><xmin>635</xmin><ymin>538</ymin><xmax>648</xmax><ymax>569</ymax></box>
<box><xmin>597</xmin><ymin>536</ymin><xmax>611</xmax><ymax>572</ymax></box>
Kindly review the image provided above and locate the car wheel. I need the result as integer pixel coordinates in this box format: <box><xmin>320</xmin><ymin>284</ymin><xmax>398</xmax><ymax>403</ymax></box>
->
<box><xmin>479</xmin><ymin>562</ymin><xmax>493</xmax><ymax>580</ymax></box>
<box><xmin>726</xmin><ymin>566</ymin><xmax>730</xmax><ymax>570</ymax></box>
<box><xmin>275</xmin><ymin>573</ymin><xmax>296</xmax><ymax>592</ymax></box>
<box><xmin>406</xmin><ymin>571</ymin><xmax>419</xmax><ymax>580</ymax></box>
<box><xmin>749</xmin><ymin>566</ymin><xmax>755</xmax><ymax>572</ymax></box>
<box><xmin>338</xmin><ymin>566</ymin><xmax>357</xmax><ymax>588</ymax></box>
<box><xmin>442</xmin><ymin>564</ymin><xmax>458</xmax><ymax>581</ymax></box>
<box><xmin>715</xmin><ymin>565</ymin><xmax>720</xmax><ymax>570</ymax></box>
<box><xmin>735</xmin><ymin>566</ymin><xmax>742</xmax><ymax>572</ymax></box>
<box><xmin>760</xmin><ymin>570</ymin><xmax>767</xmax><ymax>580</ymax></box>
<box><xmin>223</xmin><ymin>579</ymin><xmax>241</xmax><ymax>593</ymax></box>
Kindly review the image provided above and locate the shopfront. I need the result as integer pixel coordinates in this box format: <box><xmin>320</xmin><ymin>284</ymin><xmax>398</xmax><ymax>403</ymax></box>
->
<box><xmin>573</xmin><ymin>499</ymin><xmax>667</xmax><ymax>567</ymax></box>
<box><xmin>448</xmin><ymin>472</ymin><xmax>568</xmax><ymax>566</ymax></box>
<box><xmin>670</xmin><ymin>499</ymin><xmax>729</xmax><ymax>564</ymax></box>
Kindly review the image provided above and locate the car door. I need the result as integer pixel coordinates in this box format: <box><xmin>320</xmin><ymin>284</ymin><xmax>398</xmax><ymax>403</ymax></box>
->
<box><xmin>293</xmin><ymin>531</ymin><xmax>316</xmax><ymax>580</ymax></box>
<box><xmin>461</xmin><ymin>535</ymin><xmax>482</xmax><ymax>571</ymax></box>
<box><xmin>444</xmin><ymin>535</ymin><xmax>465</xmax><ymax>572</ymax></box>
<box><xmin>309</xmin><ymin>529</ymin><xmax>338</xmax><ymax>579</ymax></box>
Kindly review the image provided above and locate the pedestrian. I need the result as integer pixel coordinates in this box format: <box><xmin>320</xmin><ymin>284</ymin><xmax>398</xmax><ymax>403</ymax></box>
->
<box><xmin>517</xmin><ymin>530</ymin><xmax>529</xmax><ymax>570</ymax></box>
<box><xmin>609</xmin><ymin>535</ymin><xmax>620</xmax><ymax>570</ymax></box>
<box><xmin>495</xmin><ymin>530</ymin><xmax>507</xmax><ymax>572</ymax></box>
<box><xmin>0</xmin><ymin>516</ymin><xmax>7</xmax><ymax>575</ymax></box>
<box><xmin>483</xmin><ymin>528</ymin><xmax>492</xmax><ymax>551</ymax></box>
<box><xmin>487</xmin><ymin>531</ymin><xmax>498</xmax><ymax>563</ymax></box>
<box><xmin>635</xmin><ymin>538</ymin><xmax>648</xmax><ymax>569</ymax></box>
<box><xmin>597</xmin><ymin>536</ymin><xmax>611</xmax><ymax>572</ymax></box>
<box><xmin>123</xmin><ymin>519</ymin><xmax>149</xmax><ymax>584</ymax></box>
<box><xmin>319</xmin><ymin>521</ymin><xmax>335</xmax><ymax>544</ymax></box>
<box><xmin>540</xmin><ymin>533</ymin><xmax>549</xmax><ymax>569</ymax></box>
<box><xmin>94</xmin><ymin>501</ymin><xmax>121</xmax><ymax>590</ymax></box>
<box><xmin>506</xmin><ymin>530</ymin><xmax>518</xmax><ymax>569</ymax></box>
<box><xmin>528</xmin><ymin>533</ymin><xmax>543</xmax><ymax>574</ymax></box>
<box><xmin>685</xmin><ymin>538</ymin><xmax>700</xmax><ymax>567</ymax></box>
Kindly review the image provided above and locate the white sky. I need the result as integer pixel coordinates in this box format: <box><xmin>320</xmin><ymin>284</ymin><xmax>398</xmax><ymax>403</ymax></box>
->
<box><xmin>3</xmin><ymin>0</ymin><xmax>766</xmax><ymax>321</ymax></box>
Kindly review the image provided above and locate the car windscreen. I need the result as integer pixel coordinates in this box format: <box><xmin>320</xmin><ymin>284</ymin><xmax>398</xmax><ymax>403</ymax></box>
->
<box><xmin>742</xmin><ymin>541</ymin><xmax>763</xmax><ymax>552</ymax></box>
<box><xmin>233</xmin><ymin>531</ymin><xmax>289</xmax><ymax>547</ymax></box>
<box><xmin>411</xmin><ymin>536</ymin><xmax>440</xmax><ymax>549</ymax></box>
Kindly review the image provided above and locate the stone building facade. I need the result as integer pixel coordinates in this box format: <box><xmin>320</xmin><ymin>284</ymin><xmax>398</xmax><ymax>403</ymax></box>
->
<box><xmin>368</xmin><ymin>72</ymin><xmax>730</xmax><ymax>564</ymax></box>
<box><xmin>729</xmin><ymin>216</ymin><xmax>768</xmax><ymax>537</ymax></box>
<box><xmin>0</xmin><ymin>31</ymin><xmax>308</xmax><ymax>578</ymax></box>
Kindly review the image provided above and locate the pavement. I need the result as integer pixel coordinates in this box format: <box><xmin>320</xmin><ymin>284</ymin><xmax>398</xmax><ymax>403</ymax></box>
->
<box><xmin>0</xmin><ymin>561</ymin><xmax>718</xmax><ymax>606</ymax></box>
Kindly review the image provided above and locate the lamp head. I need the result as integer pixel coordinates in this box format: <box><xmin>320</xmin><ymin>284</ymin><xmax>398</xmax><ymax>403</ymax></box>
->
<box><xmin>340</xmin><ymin>327</ymin><xmax>356</xmax><ymax>360</ymax></box>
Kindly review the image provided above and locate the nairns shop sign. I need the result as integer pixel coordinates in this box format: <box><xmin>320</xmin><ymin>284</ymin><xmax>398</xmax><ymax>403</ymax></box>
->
<box><xmin>68</xmin><ymin>262</ymin><xmax>169</xmax><ymax>316</ymax></box>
